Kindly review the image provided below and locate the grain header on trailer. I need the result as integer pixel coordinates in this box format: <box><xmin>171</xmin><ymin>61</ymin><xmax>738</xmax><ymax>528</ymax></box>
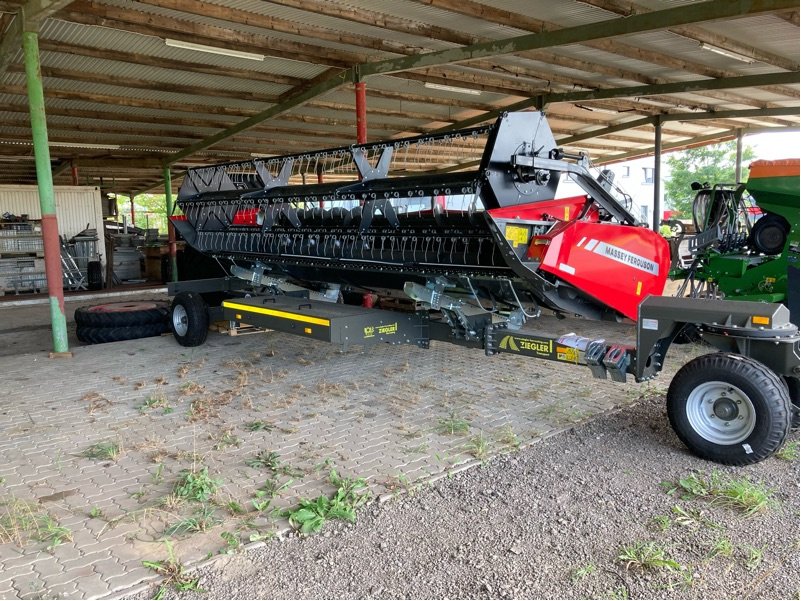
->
<box><xmin>166</xmin><ymin>111</ymin><xmax>799</xmax><ymax>466</ymax></box>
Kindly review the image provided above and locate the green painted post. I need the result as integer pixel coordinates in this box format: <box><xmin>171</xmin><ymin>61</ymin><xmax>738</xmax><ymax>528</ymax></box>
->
<box><xmin>163</xmin><ymin>166</ymin><xmax>178</xmax><ymax>282</ymax></box>
<box><xmin>23</xmin><ymin>30</ymin><xmax>69</xmax><ymax>355</ymax></box>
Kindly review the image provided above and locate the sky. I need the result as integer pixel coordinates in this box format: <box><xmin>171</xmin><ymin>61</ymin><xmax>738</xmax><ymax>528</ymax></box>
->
<box><xmin>744</xmin><ymin>130</ymin><xmax>801</xmax><ymax>161</ymax></box>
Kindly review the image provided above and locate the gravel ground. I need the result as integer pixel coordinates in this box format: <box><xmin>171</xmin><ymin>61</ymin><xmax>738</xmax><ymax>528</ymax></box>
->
<box><xmin>131</xmin><ymin>395</ymin><xmax>800</xmax><ymax>600</ymax></box>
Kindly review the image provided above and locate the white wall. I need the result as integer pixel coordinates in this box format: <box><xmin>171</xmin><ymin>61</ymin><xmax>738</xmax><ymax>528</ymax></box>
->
<box><xmin>0</xmin><ymin>185</ymin><xmax>106</xmax><ymax>269</ymax></box>
<box><xmin>557</xmin><ymin>156</ymin><xmax>664</xmax><ymax>225</ymax></box>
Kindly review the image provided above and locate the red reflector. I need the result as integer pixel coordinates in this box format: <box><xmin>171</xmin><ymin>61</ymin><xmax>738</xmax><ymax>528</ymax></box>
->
<box><xmin>232</xmin><ymin>208</ymin><xmax>259</xmax><ymax>225</ymax></box>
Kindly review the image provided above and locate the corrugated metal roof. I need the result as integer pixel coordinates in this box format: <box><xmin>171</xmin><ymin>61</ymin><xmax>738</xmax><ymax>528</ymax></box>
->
<box><xmin>0</xmin><ymin>0</ymin><xmax>796</xmax><ymax>193</ymax></box>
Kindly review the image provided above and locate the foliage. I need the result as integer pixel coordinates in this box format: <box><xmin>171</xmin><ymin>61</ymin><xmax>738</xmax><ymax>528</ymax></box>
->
<box><xmin>664</xmin><ymin>142</ymin><xmax>754</xmax><ymax>217</ymax></box>
<box><xmin>666</xmin><ymin>470</ymin><xmax>776</xmax><ymax>516</ymax></box>
<box><xmin>173</xmin><ymin>467</ymin><xmax>221</xmax><ymax>503</ymax></box>
<box><xmin>285</xmin><ymin>469</ymin><xmax>370</xmax><ymax>534</ymax></box>
<box><xmin>81</xmin><ymin>441</ymin><xmax>122</xmax><ymax>461</ymax></box>
<box><xmin>143</xmin><ymin>540</ymin><xmax>202</xmax><ymax>599</ymax></box>
<box><xmin>775</xmin><ymin>440</ymin><xmax>799</xmax><ymax>461</ymax></box>
<box><xmin>618</xmin><ymin>542</ymin><xmax>683</xmax><ymax>572</ymax></box>
<box><xmin>122</xmin><ymin>193</ymin><xmax>171</xmax><ymax>234</ymax></box>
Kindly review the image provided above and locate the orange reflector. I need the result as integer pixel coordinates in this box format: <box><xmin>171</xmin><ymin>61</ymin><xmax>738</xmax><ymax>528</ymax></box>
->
<box><xmin>752</xmin><ymin>316</ymin><xmax>770</xmax><ymax>325</ymax></box>
<box><xmin>636</xmin><ymin>281</ymin><xmax>643</xmax><ymax>296</ymax></box>
<box><xmin>304</xmin><ymin>327</ymin><xmax>312</xmax><ymax>334</ymax></box>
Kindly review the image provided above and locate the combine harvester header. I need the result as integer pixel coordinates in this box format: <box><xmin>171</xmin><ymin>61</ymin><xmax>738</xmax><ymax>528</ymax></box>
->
<box><xmin>167</xmin><ymin>112</ymin><xmax>798</xmax><ymax>467</ymax></box>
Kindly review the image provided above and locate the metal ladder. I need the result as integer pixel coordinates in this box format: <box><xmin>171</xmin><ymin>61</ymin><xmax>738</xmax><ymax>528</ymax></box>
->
<box><xmin>60</xmin><ymin>237</ymin><xmax>87</xmax><ymax>290</ymax></box>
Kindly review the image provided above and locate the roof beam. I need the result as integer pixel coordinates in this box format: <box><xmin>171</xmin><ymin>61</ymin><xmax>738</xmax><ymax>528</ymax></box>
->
<box><xmin>362</xmin><ymin>0</ymin><xmax>798</xmax><ymax>77</ymax></box>
<box><xmin>575</xmin><ymin>0</ymin><xmax>798</xmax><ymax>71</ymax></box>
<box><xmin>38</xmin><ymin>40</ymin><xmax>305</xmax><ymax>87</ymax></box>
<box><xmin>411</xmin><ymin>0</ymin><xmax>797</xmax><ymax>98</ymax></box>
<box><xmin>560</xmin><ymin>107</ymin><xmax>800</xmax><ymax>145</ymax></box>
<box><xmin>444</xmin><ymin>71</ymin><xmax>801</xmax><ymax>130</ymax></box>
<box><xmin>166</xmin><ymin>69</ymin><xmax>353</xmax><ymax>163</ymax></box>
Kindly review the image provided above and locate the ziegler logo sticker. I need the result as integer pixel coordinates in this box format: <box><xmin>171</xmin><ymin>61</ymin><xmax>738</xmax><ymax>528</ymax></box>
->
<box><xmin>364</xmin><ymin>323</ymin><xmax>398</xmax><ymax>339</ymax></box>
<box><xmin>499</xmin><ymin>335</ymin><xmax>553</xmax><ymax>358</ymax></box>
<box><xmin>578</xmin><ymin>238</ymin><xmax>659</xmax><ymax>275</ymax></box>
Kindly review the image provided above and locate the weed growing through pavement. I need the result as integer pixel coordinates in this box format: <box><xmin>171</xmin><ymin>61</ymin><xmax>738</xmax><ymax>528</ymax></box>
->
<box><xmin>88</xmin><ymin>507</ymin><xmax>104</xmax><ymax>519</ymax></box>
<box><xmin>466</xmin><ymin>432</ymin><xmax>490</xmax><ymax>460</ymax></box>
<box><xmin>664</xmin><ymin>471</ymin><xmax>777</xmax><ymax>516</ymax></box>
<box><xmin>179</xmin><ymin>381</ymin><xmax>205</xmax><ymax>396</ymax></box>
<box><xmin>496</xmin><ymin>425</ymin><xmax>521</xmax><ymax>449</ymax></box>
<box><xmin>139</xmin><ymin>388</ymin><xmax>172</xmax><ymax>414</ymax></box>
<box><xmin>618</xmin><ymin>542</ymin><xmax>683</xmax><ymax>572</ymax></box>
<box><xmin>243</xmin><ymin>420</ymin><xmax>274</xmax><ymax>432</ymax></box>
<box><xmin>775</xmin><ymin>440</ymin><xmax>799</xmax><ymax>461</ymax></box>
<box><xmin>0</xmin><ymin>498</ymin><xmax>72</xmax><ymax>551</ymax></box>
<box><xmin>226</xmin><ymin>500</ymin><xmax>246</xmax><ymax>516</ymax></box>
<box><xmin>285</xmin><ymin>469</ymin><xmax>370</xmax><ymax>534</ymax></box>
<box><xmin>246</xmin><ymin>451</ymin><xmax>302</xmax><ymax>477</ymax></box>
<box><xmin>143</xmin><ymin>540</ymin><xmax>202</xmax><ymax>599</ymax></box>
<box><xmin>212</xmin><ymin>430</ymin><xmax>241</xmax><ymax>451</ymax></box>
<box><xmin>81</xmin><ymin>440</ymin><xmax>122</xmax><ymax>461</ymax></box>
<box><xmin>219</xmin><ymin>531</ymin><xmax>240</xmax><ymax>554</ymax></box>
<box><xmin>436</xmin><ymin>412</ymin><xmax>470</xmax><ymax>436</ymax></box>
<box><xmin>252</xmin><ymin>477</ymin><xmax>293</xmax><ymax>513</ymax></box>
<box><xmin>151</xmin><ymin>463</ymin><xmax>165</xmax><ymax>485</ymax></box>
<box><xmin>173</xmin><ymin>467</ymin><xmax>221</xmax><ymax>503</ymax></box>
<box><xmin>164</xmin><ymin>505</ymin><xmax>220</xmax><ymax>536</ymax></box>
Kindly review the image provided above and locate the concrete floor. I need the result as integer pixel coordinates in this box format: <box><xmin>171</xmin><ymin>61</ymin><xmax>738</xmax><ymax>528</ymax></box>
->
<box><xmin>0</xmin><ymin>296</ymin><xmax>698</xmax><ymax>599</ymax></box>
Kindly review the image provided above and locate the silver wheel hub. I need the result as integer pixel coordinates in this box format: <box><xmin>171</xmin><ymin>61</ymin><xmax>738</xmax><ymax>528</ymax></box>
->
<box><xmin>687</xmin><ymin>381</ymin><xmax>756</xmax><ymax>445</ymax></box>
<box><xmin>172</xmin><ymin>305</ymin><xmax>189</xmax><ymax>337</ymax></box>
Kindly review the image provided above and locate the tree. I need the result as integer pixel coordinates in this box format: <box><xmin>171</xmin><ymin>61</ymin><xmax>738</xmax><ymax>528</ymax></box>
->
<box><xmin>664</xmin><ymin>141</ymin><xmax>754</xmax><ymax>218</ymax></box>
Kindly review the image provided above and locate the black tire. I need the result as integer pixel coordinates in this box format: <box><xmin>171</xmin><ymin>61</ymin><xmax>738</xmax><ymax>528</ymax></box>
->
<box><xmin>76</xmin><ymin>322</ymin><xmax>167</xmax><ymax>344</ymax></box>
<box><xmin>667</xmin><ymin>353</ymin><xmax>791</xmax><ymax>465</ymax></box>
<box><xmin>782</xmin><ymin>376</ymin><xmax>800</xmax><ymax>430</ymax></box>
<box><xmin>751</xmin><ymin>213</ymin><xmax>789</xmax><ymax>255</ymax></box>
<box><xmin>75</xmin><ymin>301</ymin><xmax>169</xmax><ymax>328</ymax></box>
<box><xmin>87</xmin><ymin>261</ymin><xmax>103</xmax><ymax>290</ymax></box>
<box><xmin>171</xmin><ymin>291</ymin><xmax>209</xmax><ymax>347</ymax></box>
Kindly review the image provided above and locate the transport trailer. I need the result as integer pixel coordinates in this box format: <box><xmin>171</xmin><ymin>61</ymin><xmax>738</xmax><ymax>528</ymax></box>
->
<box><xmin>167</xmin><ymin>111</ymin><xmax>799</xmax><ymax>466</ymax></box>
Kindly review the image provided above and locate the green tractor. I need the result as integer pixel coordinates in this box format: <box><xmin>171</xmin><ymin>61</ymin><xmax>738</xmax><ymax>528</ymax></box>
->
<box><xmin>671</xmin><ymin>159</ymin><xmax>799</xmax><ymax>323</ymax></box>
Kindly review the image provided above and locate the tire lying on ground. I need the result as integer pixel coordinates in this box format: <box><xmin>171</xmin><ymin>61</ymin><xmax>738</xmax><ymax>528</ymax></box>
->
<box><xmin>76</xmin><ymin>323</ymin><xmax>167</xmax><ymax>344</ymax></box>
<box><xmin>74</xmin><ymin>300</ymin><xmax>170</xmax><ymax>344</ymax></box>
<box><xmin>74</xmin><ymin>301</ymin><xmax>170</xmax><ymax>328</ymax></box>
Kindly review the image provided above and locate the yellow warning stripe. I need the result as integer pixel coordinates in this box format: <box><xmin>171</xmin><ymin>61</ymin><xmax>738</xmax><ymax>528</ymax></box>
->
<box><xmin>222</xmin><ymin>301</ymin><xmax>331</xmax><ymax>327</ymax></box>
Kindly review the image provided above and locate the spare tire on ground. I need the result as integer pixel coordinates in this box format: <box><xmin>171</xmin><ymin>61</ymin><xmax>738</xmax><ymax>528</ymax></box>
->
<box><xmin>74</xmin><ymin>301</ymin><xmax>169</xmax><ymax>328</ymax></box>
<box><xmin>76</xmin><ymin>322</ymin><xmax>168</xmax><ymax>344</ymax></box>
<box><xmin>75</xmin><ymin>300</ymin><xmax>170</xmax><ymax>344</ymax></box>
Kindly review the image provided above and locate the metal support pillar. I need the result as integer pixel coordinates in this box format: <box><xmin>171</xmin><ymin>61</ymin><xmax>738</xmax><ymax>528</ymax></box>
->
<box><xmin>735</xmin><ymin>129</ymin><xmax>744</xmax><ymax>182</ymax></box>
<box><xmin>652</xmin><ymin>116</ymin><xmax>662</xmax><ymax>232</ymax></box>
<box><xmin>129</xmin><ymin>192</ymin><xmax>136</xmax><ymax>225</ymax></box>
<box><xmin>23</xmin><ymin>30</ymin><xmax>69</xmax><ymax>356</ymax></box>
<box><xmin>164</xmin><ymin>166</ymin><xmax>178</xmax><ymax>282</ymax></box>
<box><xmin>70</xmin><ymin>160</ymin><xmax>78</xmax><ymax>186</ymax></box>
<box><xmin>355</xmin><ymin>81</ymin><xmax>367</xmax><ymax>144</ymax></box>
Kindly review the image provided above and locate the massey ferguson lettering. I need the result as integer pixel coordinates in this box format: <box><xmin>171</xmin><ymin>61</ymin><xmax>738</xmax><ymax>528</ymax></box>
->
<box><xmin>592</xmin><ymin>241</ymin><xmax>659</xmax><ymax>275</ymax></box>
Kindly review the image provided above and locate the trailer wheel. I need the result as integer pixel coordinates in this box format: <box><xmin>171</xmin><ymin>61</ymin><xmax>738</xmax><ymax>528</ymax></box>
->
<box><xmin>782</xmin><ymin>376</ymin><xmax>799</xmax><ymax>430</ymax></box>
<box><xmin>667</xmin><ymin>353</ymin><xmax>791</xmax><ymax>465</ymax></box>
<box><xmin>171</xmin><ymin>292</ymin><xmax>209</xmax><ymax>347</ymax></box>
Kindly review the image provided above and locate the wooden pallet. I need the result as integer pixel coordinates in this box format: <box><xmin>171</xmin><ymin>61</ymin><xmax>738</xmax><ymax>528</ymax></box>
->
<box><xmin>209</xmin><ymin>320</ymin><xmax>268</xmax><ymax>336</ymax></box>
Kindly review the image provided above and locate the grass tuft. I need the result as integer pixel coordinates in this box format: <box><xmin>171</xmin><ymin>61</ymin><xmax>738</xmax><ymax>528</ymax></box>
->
<box><xmin>436</xmin><ymin>412</ymin><xmax>470</xmax><ymax>436</ymax></box>
<box><xmin>775</xmin><ymin>440</ymin><xmax>799</xmax><ymax>461</ymax></box>
<box><xmin>143</xmin><ymin>540</ymin><xmax>203</xmax><ymax>599</ymax></box>
<box><xmin>668</xmin><ymin>470</ymin><xmax>777</xmax><ymax>516</ymax></box>
<box><xmin>81</xmin><ymin>440</ymin><xmax>122</xmax><ymax>461</ymax></box>
<box><xmin>618</xmin><ymin>542</ymin><xmax>683</xmax><ymax>572</ymax></box>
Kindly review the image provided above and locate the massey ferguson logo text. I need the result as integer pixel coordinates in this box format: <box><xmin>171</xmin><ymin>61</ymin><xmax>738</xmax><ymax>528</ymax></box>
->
<box><xmin>577</xmin><ymin>238</ymin><xmax>659</xmax><ymax>275</ymax></box>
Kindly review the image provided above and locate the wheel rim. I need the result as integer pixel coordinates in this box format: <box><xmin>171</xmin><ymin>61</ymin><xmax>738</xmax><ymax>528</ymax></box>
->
<box><xmin>686</xmin><ymin>381</ymin><xmax>756</xmax><ymax>445</ymax></box>
<box><xmin>172</xmin><ymin>304</ymin><xmax>189</xmax><ymax>337</ymax></box>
